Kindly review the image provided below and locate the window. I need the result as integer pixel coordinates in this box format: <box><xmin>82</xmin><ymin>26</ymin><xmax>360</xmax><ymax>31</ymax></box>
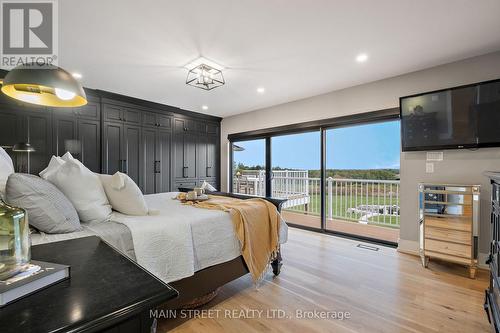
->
<box><xmin>231</xmin><ymin>139</ymin><xmax>266</xmax><ymax>196</ymax></box>
<box><xmin>229</xmin><ymin>110</ymin><xmax>400</xmax><ymax>245</ymax></box>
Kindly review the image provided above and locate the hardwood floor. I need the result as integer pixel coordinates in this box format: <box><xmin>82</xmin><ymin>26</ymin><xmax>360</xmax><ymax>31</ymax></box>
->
<box><xmin>282</xmin><ymin>211</ymin><xmax>400</xmax><ymax>243</ymax></box>
<box><xmin>159</xmin><ymin>228</ymin><xmax>490</xmax><ymax>333</ymax></box>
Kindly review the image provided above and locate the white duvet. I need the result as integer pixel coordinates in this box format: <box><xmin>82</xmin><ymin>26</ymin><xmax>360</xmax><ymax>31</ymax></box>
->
<box><xmin>111</xmin><ymin>192</ymin><xmax>287</xmax><ymax>283</ymax></box>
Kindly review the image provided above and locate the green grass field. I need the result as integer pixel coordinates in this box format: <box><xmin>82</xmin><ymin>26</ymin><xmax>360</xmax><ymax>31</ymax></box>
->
<box><xmin>285</xmin><ymin>193</ymin><xmax>400</xmax><ymax>228</ymax></box>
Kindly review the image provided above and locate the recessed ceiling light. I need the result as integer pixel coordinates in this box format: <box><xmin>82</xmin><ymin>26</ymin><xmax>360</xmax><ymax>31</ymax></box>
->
<box><xmin>202</xmin><ymin>105</ymin><xmax>208</xmax><ymax>110</ymax></box>
<box><xmin>256</xmin><ymin>87</ymin><xmax>265</xmax><ymax>94</ymax></box>
<box><xmin>356</xmin><ymin>53</ymin><xmax>368</xmax><ymax>63</ymax></box>
<box><xmin>72</xmin><ymin>72</ymin><xmax>82</xmax><ymax>79</ymax></box>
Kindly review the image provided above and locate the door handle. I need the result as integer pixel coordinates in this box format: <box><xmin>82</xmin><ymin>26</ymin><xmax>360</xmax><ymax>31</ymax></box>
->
<box><xmin>183</xmin><ymin>166</ymin><xmax>188</xmax><ymax>178</ymax></box>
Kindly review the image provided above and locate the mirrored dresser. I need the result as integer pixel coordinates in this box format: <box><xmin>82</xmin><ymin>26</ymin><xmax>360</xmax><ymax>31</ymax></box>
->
<box><xmin>418</xmin><ymin>183</ymin><xmax>480</xmax><ymax>278</ymax></box>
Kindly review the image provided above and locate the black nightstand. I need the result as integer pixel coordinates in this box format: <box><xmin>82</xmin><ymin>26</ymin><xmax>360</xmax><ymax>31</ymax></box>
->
<box><xmin>0</xmin><ymin>236</ymin><xmax>178</xmax><ymax>333</ymax></box>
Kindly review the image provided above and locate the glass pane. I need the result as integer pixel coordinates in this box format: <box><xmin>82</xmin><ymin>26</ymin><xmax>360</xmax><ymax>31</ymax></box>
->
<box><xmin>271</xmin><ymin>131</ymin><xmax>321</xmax><ymax>229</ymax></box>
<box><xmin>325</xmin><ymin>120</ymin><xmax>400</xmax><ymax>243</ymax></box>
<box><xmin>232</xmin><ymin>139</ymin><xmax>266</xmax><ymax>196</ymax></box>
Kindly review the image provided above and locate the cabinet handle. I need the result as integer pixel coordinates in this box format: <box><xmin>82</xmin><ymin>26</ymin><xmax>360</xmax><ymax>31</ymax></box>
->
<box><xmin>183</xmin><ymin>166</ymin><xmax>188</xmax><ymax>178</ymax></box>
<box><xmin>119</xmin><ymin>160</ymin><xmax>127</xmax><ymax>174</ymax></box>
<box><xmin>206</xmin><ymin>166</ymin><xmax>212</xmax><ymax>177</ymax></box>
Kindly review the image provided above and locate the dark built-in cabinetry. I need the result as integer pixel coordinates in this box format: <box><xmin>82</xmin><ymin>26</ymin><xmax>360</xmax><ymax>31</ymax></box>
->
<box><xmin>485</xmin><ymin>172</ymin><xmax>500</xmax><ymax>332</ymax></box>
<box><xmin>0</xmin><ymin>88</ymin><xmax>221</xmax><ymax>193</ymax></box>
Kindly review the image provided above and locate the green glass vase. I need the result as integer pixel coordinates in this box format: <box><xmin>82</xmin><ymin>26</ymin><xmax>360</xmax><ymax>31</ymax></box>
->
<box><xmin>0</xmin><ymin>199</ymin><xmax>30</xmax><ymax>280</ymax></box>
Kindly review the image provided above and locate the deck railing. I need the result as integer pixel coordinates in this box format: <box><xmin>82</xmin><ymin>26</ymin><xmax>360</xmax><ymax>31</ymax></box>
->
<box><xmin>233</xmin><ymin>172</ymin><xmax>400</xmax><ymax>228</ymax></box>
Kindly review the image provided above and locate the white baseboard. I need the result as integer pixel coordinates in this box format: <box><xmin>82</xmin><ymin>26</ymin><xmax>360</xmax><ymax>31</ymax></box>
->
<box><xmin>397</xmin><ymin>239</ymin><xmax>419</xmax><ymax>256</ymax></box>
<box><xmin>478</xmin><ymin>252</ymin><xmax>490</xmax><ymax>270</ymax></box>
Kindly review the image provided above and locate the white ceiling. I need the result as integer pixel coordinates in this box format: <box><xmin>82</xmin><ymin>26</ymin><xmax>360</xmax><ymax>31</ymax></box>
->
<box><xmin>59</xmin><ymin>0</ymin><xmax>500</xmax><ymax>118</ymax></box>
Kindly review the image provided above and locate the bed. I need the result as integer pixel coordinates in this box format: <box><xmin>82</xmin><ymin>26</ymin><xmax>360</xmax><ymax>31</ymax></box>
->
<box><xmin>31</xmin><ymin>191</ymin><xmax>287</xmax><ymax>308</ymax></box>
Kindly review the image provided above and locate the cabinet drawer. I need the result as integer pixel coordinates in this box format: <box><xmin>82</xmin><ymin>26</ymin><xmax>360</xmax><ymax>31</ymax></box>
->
<box><xmin>425</xmin><ymin>216</ymin><xmax>471</xmax><ymax>232</ymax></box>
<box><xmin>175</xmin><ymin>182</ymin><xmax>197</xmax><ymax>190</ymax></box>
<box><xmin>425</xmin><ymin>226</ymin><xmax>471</xmax><ymax>245</ymax></box>
<box><xmin>424</xmin><ymin>250</ymin><xmax>472</xmax><ymax>265</ymax></box>
<box><xmin>425</xmin><ymin>239</ymin><xmax>471</xmax><ymax>258</ymax></box>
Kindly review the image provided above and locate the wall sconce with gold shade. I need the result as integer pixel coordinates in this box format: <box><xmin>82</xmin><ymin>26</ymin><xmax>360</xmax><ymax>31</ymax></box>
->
<box><xmin>0</xmin><ymin>64</ymin><xmax>87</xmax><ymax>107</ymax></box>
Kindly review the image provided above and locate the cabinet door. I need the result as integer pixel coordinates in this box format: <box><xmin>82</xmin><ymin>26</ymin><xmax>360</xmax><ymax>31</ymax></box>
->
<box><xmin>103</xmin><ymin>104</ymin><xmax>123</xmax><ymax>122</ymax></box>
<box><xmin>173</xmin><ymin>119</ymin><xmax>186</xmax><ymax>179</ymax></box>
<box><xmin>197</xmin><ymin>135</ymin><xmax>208</xmax><ymax>179</ymax></box>
<box><xmin>123</xmin><ymin>125</ymin><xmax>141</xmax><ymax>185</ymax></box>
<box><xmin>206</xmin><ymin>135</ymin><xmax>218</xmax><ymax>178</ymax></box>
<box><xmin>78</xmin><ymin>119</ymin><xmax>100</xmax><ymax>173</ymax></box>
<box><xmin>26</xmin><ymin>113</ymin><xmax>52</xmax><ymax>175</ymax></box>
<box><xmin>0</xmin><ymin>110</ymin><xmax>22</xmax><ymax>166</ymax></box>
<box><xmin>184</xmin><ymin>133</ymin><xmax>197</xmax><ymax>179</ymax></box>
<box><xmin>123</xmin><ymin>107</ymin><xmax>141</xmax><ymax>125</ymax></box>
<box><xmin>207</xmin><ymin>123</ymin><xmax>219</xmax><ymax>135</ymax></box>
<box><xmin>157</xmin><ymin>114</ymin><xmax>172</xmax><ymax>129</ymax></box>
<box><xmin>141</xmin><ymin>128</ymin><xmax>157</xmax><ymax>194</ymax></box>
<box><xmin>74</xmin><ymin>100</ymin><xmax>100</xmax><ymax>120</ymax></box>
<box><xmin>156</xmin><ymin>129</ymin><xmax>171</xmax><ymax>193</ymax></box>
<box><xmin>142</xmin><ymin>112</ymin><xmax>157</xmax><ymax>128</ymax></box>
<box><xmin>53</xmin><ymin>115</ymin><xmax>77</xmax><ymax>156</ymax></box>
<box><xmin>102</xmin><ymin>122</ymin><xmax>123</xmax><ymax>174</ymax></box>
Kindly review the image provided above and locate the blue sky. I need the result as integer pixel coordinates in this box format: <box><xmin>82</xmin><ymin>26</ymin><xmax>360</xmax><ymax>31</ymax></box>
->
<box><xmin>233</xmin><ymin>120</ymin><xmax>400</xmax><ymax>170</ymax></box>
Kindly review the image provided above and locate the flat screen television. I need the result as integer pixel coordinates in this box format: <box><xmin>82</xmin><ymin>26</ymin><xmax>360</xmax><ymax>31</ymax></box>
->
<box><xmin>400</xmin><ymin>79</ymin><xmax>500</xmax><ymax>151</ymax></box>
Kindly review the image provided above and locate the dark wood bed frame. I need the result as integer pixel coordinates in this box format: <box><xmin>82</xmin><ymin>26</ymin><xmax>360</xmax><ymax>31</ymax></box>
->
<box><xmin>165</xmin><ymin>190</ymin><xmax>286</xmax><ymax>309</ymax></box>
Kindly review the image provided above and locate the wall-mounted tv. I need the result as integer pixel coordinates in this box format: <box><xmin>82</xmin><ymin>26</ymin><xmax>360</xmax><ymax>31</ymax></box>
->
<box><xmin>400</xmin><ymin>79</ymin><xmax>500</xmax><ymax>151</ymax></box>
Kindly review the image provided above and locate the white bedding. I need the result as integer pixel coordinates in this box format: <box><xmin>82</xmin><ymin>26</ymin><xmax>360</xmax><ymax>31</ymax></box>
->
<box><xmin>31</xmin><ymin>192</ymin><xmax>288</xmax><ymax>284</ymax></box>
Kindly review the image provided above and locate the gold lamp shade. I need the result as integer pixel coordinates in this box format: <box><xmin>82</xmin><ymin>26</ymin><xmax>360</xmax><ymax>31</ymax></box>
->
<box><xmin>0</xmin><ymin>64</ymin><xmax>87</xmax><ymax>107</ymax></box>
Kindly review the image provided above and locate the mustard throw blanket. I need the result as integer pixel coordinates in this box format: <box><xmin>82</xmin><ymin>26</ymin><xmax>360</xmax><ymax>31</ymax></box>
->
<box><xmin>177</xmin><ymin>193</ymin><xmax>281</xmax><ymax>281</ymax></box>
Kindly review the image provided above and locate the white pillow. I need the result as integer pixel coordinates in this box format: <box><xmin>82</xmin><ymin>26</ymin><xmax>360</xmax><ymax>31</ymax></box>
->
<box><xmin>201</xmin><ymin>180</ymin><xmax>217</xmax><ymax>192</ymax></box>
<box><xmin>61</xmin><ymin>151</ymin><xmax>74</xmax><ymax>162</ymax></box>
<box><xmin>39</xmin><ymin>155</ymin><xmax>64</xmax><ymax>180</ymax></box>
<box><xmin>99</xmin><ymin>172</ymin><xmax>148</xmax><ymax>216</ymax></box>
<box><xmin>0</xmin><ymin>147</ymin><xmax>14</xmax><ymax>198</ymax></box>
<box><xmin>47</xmin><ymin>158</ymin><xmax>112</xmax><ymax>223</ymax></box>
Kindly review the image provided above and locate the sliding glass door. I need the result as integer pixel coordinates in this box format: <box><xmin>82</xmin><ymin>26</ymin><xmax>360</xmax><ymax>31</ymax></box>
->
<box><xmin>271</xmin><ymin>131</ymin><xmax>321</xmax><ymax>229</ymax></box>
<box><xmin>229</xmin><ymin>114</ymin><xmax>401</xmax><ymax>245</ymax></box>
<box><xmin>325</xmin><ymin>120</ymin><xmax>400</xmax><ymax>243</ymax></box>
<box><xmin>231</xmin><ymin>139</ymin><xmax>266</xmax><ymax>196</ymax></box>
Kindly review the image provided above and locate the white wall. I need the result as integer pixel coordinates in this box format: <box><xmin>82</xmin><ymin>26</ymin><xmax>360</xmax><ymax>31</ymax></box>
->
<box><xmin>220</xmin><ymin>51</ymin><xmax>500</xmax><ymax>257</ymax></box>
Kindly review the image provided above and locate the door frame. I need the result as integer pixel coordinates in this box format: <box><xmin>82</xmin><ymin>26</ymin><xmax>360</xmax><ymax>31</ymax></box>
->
<box><xmin>228</xmin><ymin>108</ymin><xmax>400</xmax><ymax>247</ymax></box>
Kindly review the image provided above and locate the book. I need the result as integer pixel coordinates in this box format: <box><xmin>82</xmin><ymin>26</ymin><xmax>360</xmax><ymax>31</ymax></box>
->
<box><xmin>0</xmin><ymin>260</ymin><xmax>70</xmax><ymax>307</ymax></box>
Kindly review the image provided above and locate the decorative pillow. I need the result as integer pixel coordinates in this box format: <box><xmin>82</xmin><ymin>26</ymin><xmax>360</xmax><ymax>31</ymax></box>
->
<box><xmin>61</xmin><ymin>151</ymin><xmax>74</xmax><ymax>162</ymax></box>
<box><xmin>6</xmin><ymin>173</ymin><xmax>81</xmax><ymax>233</ymax></box>
<box><xmin>99</xmin><ymin>172</ymin><xmax>148</xmax><ymax>216</ymax></box>
<box><xmin>201</xmin><ymin>181</ymin><xmax>217</xmax><ymax>192</ymax></box>
<box><xmin>39</xmin><ymin>155</ymin><xmax>65</xmax><ymax>180</ymax></box>
<box><xmin>0</xmin><ymin>147</ymin><xmax>14</xmax><ymax>198</ymax></box>
<box><xmin>46</xmin><ymin>158</ymin><xmax>112</xmax><ymax>223</ymax></box>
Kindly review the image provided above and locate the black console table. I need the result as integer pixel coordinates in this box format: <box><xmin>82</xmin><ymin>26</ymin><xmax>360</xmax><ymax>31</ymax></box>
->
<box><xmin>0</xmin><ymin>236</ymin><xmax>178</xmax><ymax>333</ymax></box>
